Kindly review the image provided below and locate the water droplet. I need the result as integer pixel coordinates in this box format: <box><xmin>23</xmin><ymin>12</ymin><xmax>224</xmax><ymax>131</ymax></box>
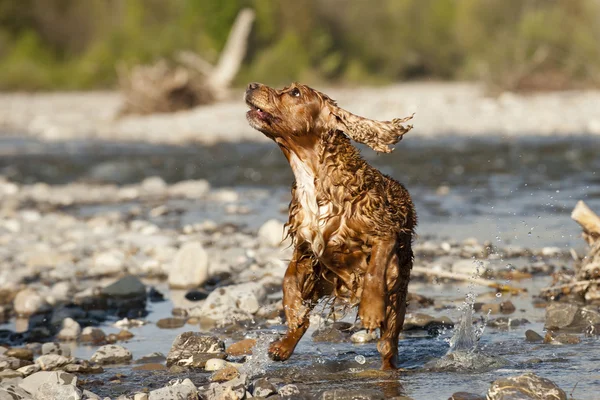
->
<box><xmin>355</xmin><ymin>355</ymin><xmax>366</xmax><ymax>364</ymax></box>
<box><xmin>496</xmin><ymin>293</ymin><xmax>502</xmax><ymax>298</ymax></box>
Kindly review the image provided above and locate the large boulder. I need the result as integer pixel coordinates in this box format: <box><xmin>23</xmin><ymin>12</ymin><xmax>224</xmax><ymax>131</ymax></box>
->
<box><xmin>487</xmin><ymin>372</ymin><xmax>566</xmax><ymax>400</ymax></box>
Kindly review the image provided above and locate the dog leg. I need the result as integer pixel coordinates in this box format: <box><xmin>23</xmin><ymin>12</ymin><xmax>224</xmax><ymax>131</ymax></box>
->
<box><xmin>359</xmin><ymin>240</ymin><xmax>395</xmax><ymax>331</ymax></box>
<box><xmin>269</xmin><ymin>253</ymin><xmax>317</xmax><ymax>362</ymax></box>
<box><xmin>378</xmin><ymin>242</ymin><xmax>412</xmax><ymax>370</ymax></box>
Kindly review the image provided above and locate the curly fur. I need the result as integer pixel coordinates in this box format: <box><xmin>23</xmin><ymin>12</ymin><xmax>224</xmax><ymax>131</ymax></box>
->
<box><xmin>244</xmin><ymin>82</ymin><xmax>416</xmax><ymax>370</ymax></box>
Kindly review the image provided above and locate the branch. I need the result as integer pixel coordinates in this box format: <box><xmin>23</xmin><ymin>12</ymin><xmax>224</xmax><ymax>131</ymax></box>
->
<box><xmin>411</xmin><ymin>266</ymin><xmax>525</xmax><ymax>293</ymax></box>
<box><xmin>175</xmin><ymin>50</ymin><xmax>214</xmax><ymax>76</ymax></box>
<box><xmin>210</xmin><ymin>8</ymin><xmax>256</xmax><ymax>92</ymax></box>
<box><xmin>572</xmin><ymin>200</ymin><xmax>600</xmax><ymax>244</ymax></box>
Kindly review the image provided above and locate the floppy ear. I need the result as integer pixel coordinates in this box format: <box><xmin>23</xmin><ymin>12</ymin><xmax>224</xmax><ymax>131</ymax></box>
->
<box><xmin>326</xmin><ymin>102</ymin><xmax>414</xmax><ymax>153</ymax></box>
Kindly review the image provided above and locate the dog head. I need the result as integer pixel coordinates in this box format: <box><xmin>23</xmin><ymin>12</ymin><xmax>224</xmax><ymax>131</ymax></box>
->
<box><xmin>245</xmin><ymin>82</ymin><xmax>413</xmax><ymax>153</ymax></box>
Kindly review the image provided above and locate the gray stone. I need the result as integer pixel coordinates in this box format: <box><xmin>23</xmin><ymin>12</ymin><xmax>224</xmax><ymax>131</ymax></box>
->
<box><xmin>321</xmin><ymin>389</ymin><xmax>384</xmax><ymax>400</ymax></box>
<box><xmin>41</xmin><ymin>343</ymin><xmax>71</xmax><ymax>357</ymax></box>
<box><xmin>449</xmin><ymin>393</ymin><xmax>486</xmax><ymax>400</ymax></box>
<box><xmin>0</xmin><ymin>384</ymin><xmax>31</xmax><ymax>400</ymax></box>
<box><xmin>82</xmin><ymin>390</ymin><xmax>102</xmax><ymax>399</ymax></box>
<box><xmin>0</xmin><ymin>369</ymin><xmax>23</xmax><ymax>380</ymax></box>
<box><xmin>20</xmin><ymin>371</ymin><xmax>77</xmax><ymax>396</ymax></box>
<box><xmin>148</xmin><ymin>378</ymin><xmax>197</xmax><ymax>400</ymax></box>
<box><xmin>36</xmin><ymin>354</ymin><xmax>73</xmax><ymax>370</ymax></box>
<box><xmin>101</xmin><ymin>275</ymin><xmax>146</xmax><ymax>298</ymax></box>
<box><xmin>168</xmin><ymin>180</ymin><xmax>210</xmax><ymax>199</ymax></box>
<box><xmin>35</xmin><ymin>382</ymin><xmax>82</xmax><ymax>400</ymax></box>
<box><xmin>79</xmin><ymin>327</ymin><xmax>106</xmax><ymax>345</ymax></box>
<box><xmin>90</xmin><ymin>345</ymin><xmax>132</xmax><ymax>365</ymax></box>
<box><xmin>166</xmin><ymin>332</ymin><xmax>225</xmax><ymax>367</ymax></box>
<box><xmin>203</xmin><ymin>376</ymin><xmax>246</xmax><ymax>400</ymax></box>
<box><xmin>193</xmin><ymin>282</ymin><xmax>266</xmax><ymax>325</ymax></box>
<box><xmin>168</xmin><ymin>242</ymin><xmax>209</xmax><ymax>289</ymax></box>
<box><xmin>0</xmin><ymin>355</ymin><xmax>29</xmax><ymax>371</ymax></box>
<box><xmin>13</xmin><ymin>289</ymin><xmax>49</xmax><ymax>316</ymax></box>
<box><xmin>56</xmin><ymin>318</ymin><xmax>81</xmax><ymax>341</ymax></box>
<box><xmin>487</xmin><ymin>372</ymin><xmax>566</xmax><ymax>400</ymax></box>
<box><xmin>544</xmin><ymin>303</ymin><xmax>579</xmax><ymax>330</ymax></box>
<box><xmin>92</xmin><ymin>250</ymin><xmax>125</xmax><ymax>276</ymax></box>
<box><xmin>525</xmin><ymin>330</ymin><xmax>544</xmax><ymax>342</ymax></box>
<box><xmin>258</xmin><ymin>219</ymin><xmax>286</xmax><ymax>248</ymax></box>
<box><xmin>252</xmin><ymin>378</ymin><xmax>277</xmax><ymax>398</ymax></box>
<box><xmin>279</xmin><ymin>384</ymin><xmax>301</xmax><ymax>397</ymax></box>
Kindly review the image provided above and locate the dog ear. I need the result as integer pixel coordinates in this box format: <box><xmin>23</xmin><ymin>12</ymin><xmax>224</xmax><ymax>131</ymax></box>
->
<box><xmin>326</xmin><ymin>103</ymin><xmax>414</xmax><ymax>153</ymax></box>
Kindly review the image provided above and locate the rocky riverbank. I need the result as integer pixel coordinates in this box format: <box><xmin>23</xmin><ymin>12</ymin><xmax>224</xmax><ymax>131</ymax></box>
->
<box><xmin>0</xmin><ymin>174</ymin><xmax>596</xmax><ymax>398</ymax></box>
<box><xmin>1</xmin><ymin>83</ymin><xmax>599</xmax><ymax>145</ymax></box>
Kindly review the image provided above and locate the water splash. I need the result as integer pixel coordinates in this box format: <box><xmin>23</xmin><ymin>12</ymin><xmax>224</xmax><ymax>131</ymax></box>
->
<box><xmin>430</xmin><ymin>259</ymin><xmax>507</xmax><ymax>372</ymax></box>
<box><xmin>238</xmin><ymin>332</ymin><xmax>278</xmax><ymax>378</ymax></box>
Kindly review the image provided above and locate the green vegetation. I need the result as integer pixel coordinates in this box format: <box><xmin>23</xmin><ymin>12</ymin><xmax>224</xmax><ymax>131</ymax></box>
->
<box><xmin>0</xmin><ymin>0</ymin><xmax>599</xmax><ymax>91</ymax></box>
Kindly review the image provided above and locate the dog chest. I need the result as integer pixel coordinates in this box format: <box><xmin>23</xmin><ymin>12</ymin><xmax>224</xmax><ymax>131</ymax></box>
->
<box><xmin>289</xmin><ymin>154</ymin><xmax>333</xmax><ymax>256</ymax></box>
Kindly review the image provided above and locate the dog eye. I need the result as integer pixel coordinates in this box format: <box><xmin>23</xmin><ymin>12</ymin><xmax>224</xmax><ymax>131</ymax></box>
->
<box><xmin>290</xmin><ymin>88</ymin><xmax>301</xmax><ymax>97</ymax></box>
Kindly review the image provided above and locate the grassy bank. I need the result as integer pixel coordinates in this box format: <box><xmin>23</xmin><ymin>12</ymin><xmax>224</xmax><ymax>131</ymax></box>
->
<box><xmin>0</xmin><ymin>0</ymin><xmax>599</xmax><ymax>91</ymax></box>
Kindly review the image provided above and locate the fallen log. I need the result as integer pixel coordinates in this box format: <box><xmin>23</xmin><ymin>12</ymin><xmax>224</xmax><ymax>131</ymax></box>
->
<box><xmin>411</xmin><ymin>266</ymin><xmax>525</xmax><ymax>294</ymax></box>
<box><xmin>540</xmin><ymin>201</ymin><xmax>600</xmax><ymax>301</ymax></box>
<box><xmin>118</xmin><ymin>8</ymin><xmax>255</xmax><ymax>115</ymax></box>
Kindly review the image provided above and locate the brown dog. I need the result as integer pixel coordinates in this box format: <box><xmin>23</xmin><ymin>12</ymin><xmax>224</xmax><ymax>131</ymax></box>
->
<box><xmin>245</xmin><ymin>82</ymin><xmax>416</xmax><ymax>370</ymax></box>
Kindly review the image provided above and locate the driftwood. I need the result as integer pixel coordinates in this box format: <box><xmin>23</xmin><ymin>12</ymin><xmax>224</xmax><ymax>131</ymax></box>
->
<box><xmin>411</xmin><ymin>266</ymin><xmax>525</xmax><ymax>294</ymax></box>
<box><xmin>118</xmin><ymin>8</ymin><xmax>255</xmax><ymax>115</ymax></box>
<box><xmin>540</xmin><ymin>201</ymin><xmax>600</xmax><ymax>302</ymax></box>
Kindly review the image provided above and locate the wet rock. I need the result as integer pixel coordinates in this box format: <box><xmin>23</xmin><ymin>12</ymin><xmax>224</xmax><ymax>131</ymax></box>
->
<box><xmin>135</xmin><ymin>352</ymin><xmax>166</xmax><ymax>364</ymax></box>
<box><xmin>56</xmin><ymin>318</ymin><xmax>81</xmax><ymax>341</ymax></box>
<box><xmin>176</xmin><ymin>352</ymin><xmax>227</xmax><ymax>369</ymax></box>
<box><xmin>322</xmin><ymin>389</ymin><xmax>384</xmax><ymax>399</ymax></box>
<box><xmin>80</xmin><ymin>327</ymin><xmax>106</xmax><ymax>345</ymax></box>
<box><xmin>169</xmin><ymin>242</ymin><xmax>209</xmax><ymax>289</ymax></box>
<box><xmin>351</xmin><ymin>330</ymin><xmax>378</xmax><ymax>343</ymax></box>
<box><xmin>0</xmin><ymin>369</ymin><xmax>23</xmax><ymax>380</ymax></box>
<box><xmin>148</xmin><ymin>287</ymin><xmax>165</xmax><ymax>303</ymax></box>
<box><xmin>13</xmin><ymin>289</ymin><xmax>49</xmax><ymax>316</ymax></box>
<box><xmin>544</xmin><ymin>303</ymin><xmax>579</xmax><ymax>330</ymax></box>
<box><xmin>487</xmin><ymin>372</ymin><xmax>566</xmax><ymax>400</ymax></box>
<box><xmin>63</xmin><ymin>361</ymin><xmax>103</xmax><ymax>374</ymax></box>
<box><xmin>17</xmin><ymin>364</ymin><xmax>40</xmax><ymax>377</ymax></box>
<box><xmin>204</xmin><ymin>358</ymin><xmax>228</xmax><ymax>371</ymax></box>
<box><xmin>525</xmin><ymin>330</ymin><xmax>544</xmax><ymax>342</ymax></box>
<box><xmin>156</xmin><ymin>318</ymin><xmax>186</xmax><ymax>329</ymax></box>
<box><xmin>258</xmin><ymin>219</ymin><xmax>286</xmax><ymax>247</ymax></box>
<box><xmin>403</xmin><ymin>314</ymin><xmax>453</xmax><ymax>331</ymax></box>
<box><xmin>19</xmin><ymin>371</ymin><xmax>78</xmax><ymax>396</ymax></box>
<box><xmin>211</xmin><ymin>366</ymin><xmax>239</xmax><ymax>382</ymax></box>
<box><xmin>544</xmin><ymin>332</ymin><xmax>581</xmax><ymax>345</ymax></box>
<box><xmin>0</xmin><ymin>355</ymin><xmax>30</xmax><ymax>371</ymax></box>
<box><xmin>312</xmin><ymin>322</ymin><xmax>354</xmax><ymax>343</ymax></box>
<box><xmin>5</xmin><ymin>348</ymin><xmax>33</xmax><ymax>361</ymax></box>
<box><xmin>184</xmin><ymin>290</ymin><xmax>209</xmax><ymax>302</ymax></box>
<box><xmin>252</xmin><ymin>378</ymin><xmax>277</xmax><ymax>398</ymax></box>
<box><xmin>406</xmin><ymin>292</ymin><xmax>435</xmax><ymax>309</ymax></box>
<box><xmin>203</xmin><ymin>375</ymin><xmax>247</xmax><ymax>400</ymax></box>
<box><xmin>226</xmin><ymin>338</ymin><xmax>256</xmax><ymax>356</ymax></box>
<box><xmin>100</xmin><ymin>275</ymin><xmax>147</xmax><ymax>317</ymax></box>
<box><xmin>90</xmin><ymin>345</ymin><xmax>132</xmax><ymax>365</ymax></box>
<box><xmin>166</xmin><ymin>332</ymin><xmax>225</xmax><ymax>367</ymax></box>
<box><xmin>449</xmin><ymin>393</ymin><xmax>485</xmax><ymax>400</ymax></box>
<box><xmin>0</xmin><ymin>383</ymin><xmax>31</xmax><ymax>399</ymax></box>
<box><xmin>117</xmin><ymin>329</ymin><xmax>134</xmax><ymax>341</ymax></box>
<box><xmin>148</xmin><ymin>378</ymin><xmax>198</xmax><ymax>400</ymax></box>
<box><xmin>487</xmin><ymin>317</ymin><xmax>529</xmax><ymax>329</ymax></box>
<box><xmin>279</xmin><ymin>384</ymin><xmax>301</xmax><ymax>397</ymax></box>
<box><xmin>36</xmin><ymin>354</ymin><xmax>73</xmax><ymax>370</ymax></box>
<box><xmin>41</xmin><ymin>343</ymin><xmax>70</xmax><ymax>357</ymax></box>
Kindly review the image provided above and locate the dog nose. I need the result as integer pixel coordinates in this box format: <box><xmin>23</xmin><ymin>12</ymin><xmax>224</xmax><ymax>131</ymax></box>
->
<box><xmin>247</xmin><ymin>82</ymin><xmax>260</xmax><ymax>91</ymax></box>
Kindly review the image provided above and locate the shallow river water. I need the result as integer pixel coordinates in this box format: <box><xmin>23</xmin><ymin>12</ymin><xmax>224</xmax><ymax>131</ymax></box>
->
<box><xmin>1</xmin><ymin>135</ymin><xmax>600</xmax><ymax>399</ymax></box>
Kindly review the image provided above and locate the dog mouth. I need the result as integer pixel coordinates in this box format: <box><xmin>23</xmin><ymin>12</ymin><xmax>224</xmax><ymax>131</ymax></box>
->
<box><xmin>246</xmin><ymin>100</ymin><xmax>273</xmax><ymax>122</ymax></box>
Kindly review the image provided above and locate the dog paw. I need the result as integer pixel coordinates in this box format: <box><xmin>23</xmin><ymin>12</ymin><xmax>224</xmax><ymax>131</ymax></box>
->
<box><xmin>358</xmin><ymin>297</ymin><xmax>386</xmax><ymax>331</ymax></box>
<box><xmin>268</xmin><ymin>340</ymin><xmax>293</xmax><ymax>362</ymax></box>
